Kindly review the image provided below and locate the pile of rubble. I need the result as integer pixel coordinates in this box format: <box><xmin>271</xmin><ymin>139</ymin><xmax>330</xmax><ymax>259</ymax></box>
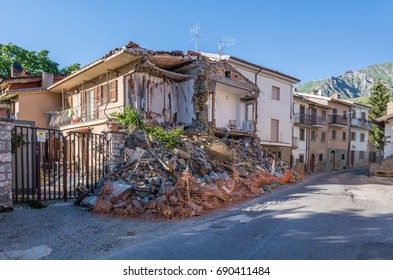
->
<box><xmin>86</xmin><ymin>129</ymin><xmax>301</xmax><ymax>219</ymax></box>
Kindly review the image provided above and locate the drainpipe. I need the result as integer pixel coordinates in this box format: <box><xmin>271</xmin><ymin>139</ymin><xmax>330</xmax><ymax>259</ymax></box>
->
<box><xmin>305</xmin><ymin>106</ymin><xmax>310</xmax><ymax>173</ymax></box>
<box><xmin>347</xmin><ymin>106</ymin><xmax>353</xmax><ymax>168</ymax></box>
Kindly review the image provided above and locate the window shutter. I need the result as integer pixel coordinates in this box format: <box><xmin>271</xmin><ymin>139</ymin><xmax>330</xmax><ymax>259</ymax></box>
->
<box><xmin>94</xmin><ymin>87</ymin><xmax>98</xmax><ymax>119</ymax></box>
<box><xmin>110</xmin><ymin>80</ymin><xmax>118</xmax><ymax>102</ymax></box>
<box><xmin>97</xmin><ymin>85</ymin><xmax>102</xmax><ymax>106</ymax></box>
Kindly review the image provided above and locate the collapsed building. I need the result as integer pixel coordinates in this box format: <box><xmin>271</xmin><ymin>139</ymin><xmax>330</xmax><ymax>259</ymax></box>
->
<box><xmin>47</xmin><ymin>42</ymin><xmax>259</xmax><ymax>138</ymax></box>
<box><xmin>42</xmin><ymin>41</ymin><xmax>300</xmax><ymax>219</ymax></box>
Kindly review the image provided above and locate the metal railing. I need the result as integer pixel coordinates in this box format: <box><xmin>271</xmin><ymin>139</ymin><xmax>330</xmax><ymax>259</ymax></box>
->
<box><xmin>309</xmin><ymin>115</ymin><xmax>327</xmax><ymax>126</ymax></box>
<box><xmin>329</xmin><ymin>115</ymin><xmax>348</xmax><ymax>126</ymax></box>
<box><xmin>48</xmin><ymin>103</ymin><xmax>123</xmax><ymax>128</ymax></box>
<box><xmin>293</xmin><ymin>113</ymin><xmax>310</xmax><ymax>126</ymax></box>
<box><xmin>351</xmin><ymin>118</ymin><xmax>373</xmax><ymax>129</ymax></box>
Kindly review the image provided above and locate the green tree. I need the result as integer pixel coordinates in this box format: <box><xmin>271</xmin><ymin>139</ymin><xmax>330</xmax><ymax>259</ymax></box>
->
<box><xmin>61</xmin><ymin>63</ymin><xmax>81</xmax><ymax>74</ymax></box>
<box><xmin>0</xmin><ymin>43</ymin><xmax>80</xmax><ymax>79</ymax></box>
<box><xmin>368</xmin><ymin>80</ymin><xmax>391</xmax><ymax>149</ymax></box>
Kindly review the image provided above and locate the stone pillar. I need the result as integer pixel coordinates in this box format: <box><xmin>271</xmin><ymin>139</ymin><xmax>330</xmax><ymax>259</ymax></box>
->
<box><xmin>105</xmin><ymin>131</ymin><xmax>126</xmax><ymax>172</ymax></box>
<box><xmin>0</xmin><ymin>121</ymin><xmax>12</xmax><ymax>211</ymax></box>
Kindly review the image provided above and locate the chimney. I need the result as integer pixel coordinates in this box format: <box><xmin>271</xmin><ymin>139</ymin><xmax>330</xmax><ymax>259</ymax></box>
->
<box><xmin>331</xmin><ymin>93</ymin><xmax>340</xmax><ymax>99</ymax></box>
<box><xmin>387</xmin><ymin>101</ymin><xmax>393</xmax><ymax>115</ymax></box>
<box><xmin>11</xmin><ymin>62</ymin><xmax>23</xmax><ymax>77</ymax></box>
<box><xmin>41</xmin><ymin>72</ymin><xmax>54</xmax><ymax>88</ymax></box>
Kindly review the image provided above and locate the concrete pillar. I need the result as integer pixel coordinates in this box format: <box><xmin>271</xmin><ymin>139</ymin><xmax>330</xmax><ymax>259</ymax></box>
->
<box><xmin>0</xmin><ymin>121</ymin><xmax>13</xmax><ymax>211</ymax></box>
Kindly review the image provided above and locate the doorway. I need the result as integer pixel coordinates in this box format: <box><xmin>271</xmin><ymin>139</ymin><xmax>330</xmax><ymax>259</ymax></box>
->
<box><xmin>330</xmin><ymin>150</ymin><xmax>336</xmax><ymax>170</ymax></box>
<box><xmin>310</xmin><ymin>154</ymin><xmax>315</xmax><ymax>172</ymax></box>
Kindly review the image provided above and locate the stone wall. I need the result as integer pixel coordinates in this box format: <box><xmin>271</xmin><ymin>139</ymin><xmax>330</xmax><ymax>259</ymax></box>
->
<box><xmin>369</xmin><ymin>155</ymin><xmax>393</xmax><ymax>176</ymax></box>
<box><xmin>0</xmin><ymin>121</ymin><xmax>12</xmax><ymax>210</ymax></box>
<box><xmin>105</xmin><ymin>131</ymin><xmax>126</xmax><ymax>172</ymax></box>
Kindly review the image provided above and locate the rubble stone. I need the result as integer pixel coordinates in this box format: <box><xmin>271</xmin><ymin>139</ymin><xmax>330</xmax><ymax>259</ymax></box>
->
<box><xmin>92</xmin><ymin>130</ymin><xmax>301</xmax><ymax>219</ymax></box>
<box><xmin>125</xmin><ymin>129</ymin><xmax>150</xmax><ymax>149</ymax></box>
<box><xmin>81</xmin><ymin>196</ymin><xmax>98</xmax><ymax>209</ymax></box>
<box><xmin>173</xmin><ymin>148</ymin><xmax>191</xmax><ymax>160</ymax></box>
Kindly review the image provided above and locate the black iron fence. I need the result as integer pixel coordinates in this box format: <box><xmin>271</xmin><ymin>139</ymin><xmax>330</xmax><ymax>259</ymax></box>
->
<box><xmin>11</xmin><ymin>126</ymin><xmax>110</xmax><ymax>202</ymax></box>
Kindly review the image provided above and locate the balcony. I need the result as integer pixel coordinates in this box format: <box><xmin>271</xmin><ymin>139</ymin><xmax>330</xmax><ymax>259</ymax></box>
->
<box><xmin>47</xmin><ymin>103</ymin><xmax>122</xmax><ymax>128</ymax></box>
<box><xmin>328</xmin><ymin>115</ymin><xmax>348</xmax><ymax>127</ymax></box>
<box><xmin>293</xmin><ymin>113</ymin><xmax>311</xmax><ymax>126</ymax></box>
<box><xmin>351</xmin><ymin>118</ymin><xmax>373</xmax><ymax>130</ymax></box>
<box><xmin>309</xmin><ymin>115</ymin><xmax>327</xmax><ymax>127</ymax></box>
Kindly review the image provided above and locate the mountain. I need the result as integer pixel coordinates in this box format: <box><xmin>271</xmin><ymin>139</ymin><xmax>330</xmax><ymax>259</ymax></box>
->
<box><xmin>298</xmin><ymin>61</ymin><xmax>393</xmax><ymax>98</ymax></box>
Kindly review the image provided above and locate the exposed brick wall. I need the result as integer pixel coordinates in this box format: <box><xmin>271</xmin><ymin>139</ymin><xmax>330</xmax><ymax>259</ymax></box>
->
<box><xmin>0</xmin><ymin>121</ymin><xmax>12</xmax><ymax>210</ymax></box>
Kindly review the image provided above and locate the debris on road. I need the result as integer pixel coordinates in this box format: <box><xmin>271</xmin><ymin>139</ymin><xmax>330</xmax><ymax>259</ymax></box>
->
<box><xmin>90</xmin><ymin>130</ymin><xmax>300</xmax><ymax>219</ymax></box>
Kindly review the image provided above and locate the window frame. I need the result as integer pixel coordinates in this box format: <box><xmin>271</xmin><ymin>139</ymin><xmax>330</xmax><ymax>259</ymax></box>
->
<box><xmin>271</xmin><ymin>86</ymin><xmax>280</xmax><ymax>100</ymax></box>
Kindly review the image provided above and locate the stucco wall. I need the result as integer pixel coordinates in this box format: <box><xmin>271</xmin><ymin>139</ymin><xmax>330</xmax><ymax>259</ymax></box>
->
<box><xmin>234</xmin><ymin>68</ymin><xmax>293</xmax><ymax>146</ymax></box>
<box><xmin>214</xmin><ymin>89</ymin><xmax>239</xmax><ymax>129</ymax></box>
<box><xmin>384</xmin><ymin>121</ymin><xmax>393</xmax><ymax>158</ymax></box>
<box><xmin>19</xmin><ymin>92</ymin><xmax>61</xmax><ymax>128</ymax></box>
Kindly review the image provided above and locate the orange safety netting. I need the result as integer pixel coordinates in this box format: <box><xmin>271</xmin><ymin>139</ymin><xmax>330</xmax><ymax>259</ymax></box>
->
<box><xmin>93</xmin><ymin>167</ymin><xmax>284</xmax><ymax>220</ymax></box>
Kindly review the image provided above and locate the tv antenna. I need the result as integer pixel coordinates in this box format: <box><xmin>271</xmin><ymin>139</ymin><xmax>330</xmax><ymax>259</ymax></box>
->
<box><xmin>190</xmin><ymin>24</ymin><xmax>200</xmax><ymax>52</ymax></box>
<box><xmin>218</xmin><ymin>36</ymin><xmax>235</xmax><ymax>60</ymax></box>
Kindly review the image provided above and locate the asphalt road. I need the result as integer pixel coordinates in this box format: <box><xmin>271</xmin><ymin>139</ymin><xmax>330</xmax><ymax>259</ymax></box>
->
<box><xmin>103</xmin><ymin>168</ymin><xmax>393</xmax><ymax>260</ymax></box>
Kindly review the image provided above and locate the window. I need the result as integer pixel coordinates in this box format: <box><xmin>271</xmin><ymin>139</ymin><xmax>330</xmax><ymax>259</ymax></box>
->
<box><xmin>342</xmin><ymin>131</ymin><xmax>346</xmax><ymax>141</ymax></box>
<box><xmin>110</xmin><ymin>79</ymin><xmax>118</xmax><ymax>102</ymax></box>
<box><xmin>272</xmin><ymin>86</ymin><xmax>280</xmax><ymax>100</ymax></box>
<box><xmin>343</xmin><ymin>110</ymin><xmax>347</xmax><ymax>119</ymax></box>
<box><xmin>361</xmin><ymin>112</ymin><xmax>366</xmax><ymax>121</ymax></box>
<box><xmin>321</xmin><ymin>132</ymin><xmax>326</xmax><ymax>142</ymax></box>
<box><xmin>352</xmin><ymin>110</ymin><xmax>357</xmax><ymax>119</ymax></box>
<box><xmin>311</xmin><ymin>130</ymin><xmax>316</xmax><ymax>141</ymax></box>
<box><xmin>341</xmin><ymin>153</ymin><xmax>345</xmax><ymax>160</ymax></box>
<box><xmin>332</xmin><ymin>129</ymin><xmax>336</xmax><ymax>140</ymax></box>
<box><xmin>322</xmin><ymin>110</ymin><xmax>327</xmax><ymax>120</ymax></box>
<box><xmin>300</xmin><ymin>128</ymin><xmax>305</xmax><ymax>141</ymax></box>
<box><xmin>225</xmin><ymin>70</ymin><xmax>231</xmax><ymax>78</ymax></box>
<box><xmin>360</xmin><ymin>133</ymin><xmax>365</xmax><ymax>142</ymax></box>
<box><xmin>299</xmin><ymin>154</ymin><xmax>305</xmax><ymax>163</ymax></box>
<box><xmin>271</xmin><ymin>119</ymin><xmax>279</xmax><ymax>142</ymax></box>
<box><xmin>360</xmin><ymin>151</ymin><xmax>365</xmax><ymax>160</ymax></box>
<box><xmin>351</xmin><ymin>132</ymin><xmax>356</xmax><ymax>141</ymax></box>
<box><xmin>319</xmin><ymin>154</ymin><xmax>323</xmax><ymax>161</ymax></box>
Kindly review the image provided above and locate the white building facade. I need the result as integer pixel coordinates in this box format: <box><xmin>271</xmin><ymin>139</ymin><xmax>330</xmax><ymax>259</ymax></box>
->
<box><xmin>225</xmin><ymin>56</ymin><xmax>300</xmax><ymax>164</ymax></box>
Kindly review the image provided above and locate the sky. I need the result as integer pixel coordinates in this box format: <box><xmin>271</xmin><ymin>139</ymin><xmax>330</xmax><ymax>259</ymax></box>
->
<box><xmin>1</xmin><ymin>0</ymin><xmax>393</xmax><ymax>83</ymax></box>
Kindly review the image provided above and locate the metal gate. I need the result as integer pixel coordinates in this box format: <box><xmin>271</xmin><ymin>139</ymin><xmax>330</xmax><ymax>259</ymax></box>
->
<box><xmin>11</xmin><ymin>126</ymin><xmax>110</xmax><ymax>202</ymax></box>
<box><xmin>66</xmin><ymin>131</ymin><xmax>110</xmax><ymax>196</ymax></box>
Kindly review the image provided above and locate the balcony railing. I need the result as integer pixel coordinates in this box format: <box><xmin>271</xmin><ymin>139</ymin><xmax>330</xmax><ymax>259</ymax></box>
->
<box><xmin>309</xmin><ymin>115</ymin><xmax>327</xmax><ymax>126</ymax></box>
<box><xmin>351</xmin><ymin>118</ymin><xmax>373</xmax><ymax>129</ymax></box>
<box><xmin>294</xmin><ymin>113</ymin><xmax>326</xmax><ymax>127</ymax></box>
<box><xmin>328</xmin><ymin>115</ymin><xmax>348</xmax><ymax>126</ymax></box>
<box><xmin>48</xmin><ymin>103</ymin><xmax>123</xmax><ymax>128</ymax></box>
<box><xmin>293</xmin><ymin>113</ymin><xmax>310</xmax><ymax>126</ymax></box>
